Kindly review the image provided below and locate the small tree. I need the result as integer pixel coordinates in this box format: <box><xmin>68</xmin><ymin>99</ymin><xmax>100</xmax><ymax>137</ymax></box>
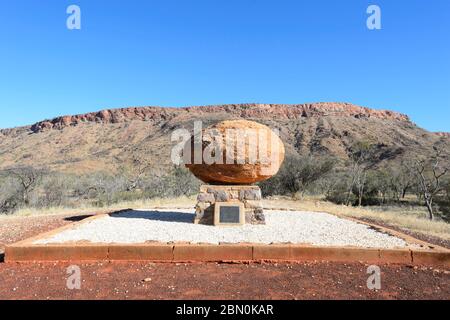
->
<box><xmin>408</xmin><ymin>148</ymin><xmax>449</xmax><ymax>220</ymax></box>
<box><xmin>388</xmin><ymin>163</ymin><xmax>415</xmax><ymax>201</ymax></box>
<box><xmin>163</xmin><ymin>166</ymin><xmax>201</xmax><ymax>197</ymax></box>
<box><xmin>40</xmin><ymin>174</ymin><xmax>68</xmax><ymax>208</ymax></box>
<box><xmin>316</xmin><ymin>174</ymin><xmax>342</xmax><ymax>198</ymax></box>
<box><xmin>5</xmin><ymin>166</ymin><xmax>43</xmax><ymax>206</ymax></box>
<box><xmin>355</xmin><ymin>170</ymin><xmax>368</xmax><ymax>206</ymax></box>
<box><xmin>119</xmin><ymin>152</ymin><xmax>153</xmax><ymax>192</ymax></box>
<box><xmin>345</xmin><ymin>142</ymin><xmax>376</xmax><ymax>206</ymax></box>
<box><xmin>273</xmin><ymin>155</ymin><xmax>335</xmax><ymax>198</ymax></box>
<box><xmin>445</xmin><ymin>179</ymin><xmax>450</xmax><ymax>202</ymax></box>
<box><xmin>371</xmin><ymin>169</ymin><xmax>391</xmax><ymax>204</ymax></box>
<box><xmin>0</xmin><ymin>175</ymin><xmax>21</xmax><ymax>214</ymax></box>
<box><xmin>437</xmin><ymin>178</ymin><xmax>450</xmax><ymax>222</ymax></box>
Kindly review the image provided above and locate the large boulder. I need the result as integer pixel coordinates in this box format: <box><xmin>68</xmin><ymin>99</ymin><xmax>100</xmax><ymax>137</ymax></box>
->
<box><xmin>185</xmin><ymin>120</ymin><xmax>285</xmax><ymax>184</ymax></box>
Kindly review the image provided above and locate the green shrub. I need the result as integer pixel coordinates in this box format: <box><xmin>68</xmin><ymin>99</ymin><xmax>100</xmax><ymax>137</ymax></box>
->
<box><xmin>259</xmin><ymin>155</ymin><xmax>335</xmax><ymax>197</ymax></box>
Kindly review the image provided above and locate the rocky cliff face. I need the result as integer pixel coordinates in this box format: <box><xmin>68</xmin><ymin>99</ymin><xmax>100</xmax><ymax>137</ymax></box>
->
<box><xmin>435</xmin><ymin>132</ymin><xmax>450</xmax><ymax>138</ymax></box>
<box><xmin>23</xmin><ymin>103</ymin><xmax>410</xmax><ymax>134</ymax></box>
<box><xmin>0</xmin><ymin>103</ymin><xmax>447</xmax><ymax>174</ymax></box>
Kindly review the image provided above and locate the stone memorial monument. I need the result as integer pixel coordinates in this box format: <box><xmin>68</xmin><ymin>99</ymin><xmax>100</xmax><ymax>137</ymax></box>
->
<box><xmin>185</xmin><ymin>120</ymin><xmax>285</xmax><ymax>226</ymax></box>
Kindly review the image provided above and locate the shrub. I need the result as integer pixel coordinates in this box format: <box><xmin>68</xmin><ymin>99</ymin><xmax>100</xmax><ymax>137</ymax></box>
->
<box><xmin>259</xmin><ymin>155</ymin><xmax>335</xmax><ymax>197</ymax></box>
<box><xmin>0</xmin><ymin>176</ymin><xmax>22</xmax><ymax>214</ymax></box>
<box><xmin>36</xmin><ymin>174</ymin><xmax>69</xmax><ymax>208</ymax></box>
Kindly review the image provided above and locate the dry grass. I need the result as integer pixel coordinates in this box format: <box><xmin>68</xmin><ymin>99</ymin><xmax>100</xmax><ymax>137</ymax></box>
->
<box><xmin>0</xmin><ymin>196</ymin><xmax>196</xmax><ymax>220</ymax></box>
<box><xmin>263</xmin><ymin>197</ymin><xmax>450</xmax><ymax>241</ymax></box>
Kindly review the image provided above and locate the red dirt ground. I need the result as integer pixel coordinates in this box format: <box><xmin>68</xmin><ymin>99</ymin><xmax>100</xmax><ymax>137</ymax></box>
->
<box><xmin>0</xmin><ymin>261</ymin><xmax>449</xmax><ymax>300</ymax></box>
<box><xmin>0</xmin><ymin>213</ymin><xmax>449</xmax><ymax>300</ymax></box>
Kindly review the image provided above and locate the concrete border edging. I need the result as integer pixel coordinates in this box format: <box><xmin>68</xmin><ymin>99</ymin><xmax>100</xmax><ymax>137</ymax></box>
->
<box><xmin>5</xmin><ymin>243</ymin><xmax>450</xmax><ymax>267</ymax></box>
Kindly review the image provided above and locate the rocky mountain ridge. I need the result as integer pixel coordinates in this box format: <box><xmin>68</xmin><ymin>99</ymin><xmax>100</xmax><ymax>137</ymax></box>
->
<box><xmin>2</xmin><ymin>103</ymin><xmax>410</xmax><ymax>135</ymax></box>
<box><xmin>0</xmin><ymin>103</ymin><xmax>448</xmax><ymax>174</ymax></box>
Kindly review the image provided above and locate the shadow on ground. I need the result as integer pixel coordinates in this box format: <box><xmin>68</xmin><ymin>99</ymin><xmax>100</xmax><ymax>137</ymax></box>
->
<box><xmin>110</xmin><ymin>210</ymin><xmax>194</xmax><ymax>224</ymax></box>
<box><xmin>64</xmin><ymin>215</ymin><xmax>94</xmax><ymax>222</ymax></box>
<box><xmin>0</xmin><ymin>252</ymin><xmax>4</xmax><ymax>263</ymax></box>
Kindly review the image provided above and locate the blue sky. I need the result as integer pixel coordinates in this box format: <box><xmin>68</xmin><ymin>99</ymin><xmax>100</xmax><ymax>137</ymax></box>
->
<box><xmin>0</xmin><ymin>0</ymin><xmax>449</xmax><ymax>131</ymax></box>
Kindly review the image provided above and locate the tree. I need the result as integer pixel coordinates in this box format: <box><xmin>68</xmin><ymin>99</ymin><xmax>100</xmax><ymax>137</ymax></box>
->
<box><xmin>437</xmin><ymin>178</ymin><xmax>450</xmax><ymax>222</ymax></box>
<box><xmin>316</xmin><ymin>173</ymin><xmax>343</xmax><ymax>198</ymax></box>
<box><xmin>445</xmin><ymin>179</ymin><xmax>450</xmax><ymax>202</ymax></box>
<box><xmin>5</xmin><ymin>166</ymin><xmax>43</xmax><ymax>206</ymax></box>
<box><xmin>40</xmin><ymin>174</ymin><xmax>68</xmax><ymax>208</ymax></box>
<box><xmin>355</xmin><ymin>170</ymin><xmax>368</xmax><ymax>206</ymax></box>
<box><xmin>123</xmin><ymin>152</ymin><xmax>153</xmax><ymax>191</ymax></box>
<box><xmin>373</xmin><ymin>169</ymin><xmax>392</xmax><ymax>204</ymax></box>
<box><xmin>273</xmin><ymin>155</ymin><xmax>335</xmax><ymax>197</ymax></box>
<box><xmin>163</xmin><ymin>166</ymin><xmax>201</xmax><ymax>197</ymax></box>
<box><xmin>389</xmin><ymin>162</ymin><xmax>415</xmax><ymax>201</ymax></box>
<box><xmin>0</xmin><ymin>175</ymin><xmax>21</xmax><ymax>214</ymax></box>
<box><xmin>119</xmin><ymin>152</ymin><xmax>154</xmax><ymax>192</ymax></box>
<box><xmin>345</xmin><ymin>142</ymin><xmax>376</xmax><ymax>206</ymax></box>
<box><xmin>408</xmin><ymin>148</ymin><xmax>449</xmax><ymax>220</ymax></box>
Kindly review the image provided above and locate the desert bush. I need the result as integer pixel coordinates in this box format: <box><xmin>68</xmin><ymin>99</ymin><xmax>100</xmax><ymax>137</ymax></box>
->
<box><xmin>36</xmin><ymin>173</ymin><xmax>70</xmax><ymax>208</ymax></box>
<box><xmin>315</xmin><ymin>173</ymin><xmax>344</xmax><ymax>198</ymax></box>
<box><xmin>326</xmin><ymin>168</ymin><xmax>416</xmax><ymax>207</ymax></box>
<box><xmin>4</xmin><ymin>166</ymin><xmax>44</xmax><ymax>207</ymax></box>
<box><xmin>407</xmin><ymin>148</ymin><xmax>449</xmax><ymax>220</ymax></box>
<box><xmin>162</xmin><ymin>166</ymin><xmax>201</xmax><ymax>197</ymax></box>
<box><xmin>388</xmin><ymin>164</ymin><xmax>416</xmax><ymax>200</ymax></box>
<box><xmin>260</xmin><ymin>155</ymin><xmax>335</xmax><ymax>197</ymax></box>
<box><xmin>444</xmin><ymin>179</ymin><xmax>450</xmax><ymax>202</ymax></box>
<box><xmin>140</xmin><ymin>166</ymin><xmax>200</xmax><ymax>199</ymax></box>
<box><xmin>0</xmin><ymin>176</ymin><xmax>22</xmax><ymax>214</ymax></box>
<box><xmin>342</xmin><ymin>141</ymin><xmax>379</xmax><ymax>206</ymax></box>
<box><xmin>88</xmin><ymin>173</ymin><xmax>129</xmax><ymax>207</ymax></box>
<box><xmin>325</xmin><ymin>180</ymin><xmax>354</xmax><ymax>205</ymax></box>
<box><xmin>0</xmin><ymin>165</ymin><xmax>194</xmax><ymax>213</ymax></box>
<box><xmin>325</xmin><ymin>169</ymin><xmax>384</xmax><ymax>206</ymax></box>
<box><xmin>0</xmin><ymin>167</ymin><xmax>47</xmax><ymax>213</ymax></box>
<box><xmin>436</xmin><ymin>178</ymin><xmax>450</xmax><ymax>222</ymax></box>
<box><xmin>357</xmin><ymin>170</ymin><xmax>388</xmax><ymax>205</ymax></box>
<box><xmin>437</xmin><ymin>200</ymin><xmax>450</xmax><ymax>222</ymax></box>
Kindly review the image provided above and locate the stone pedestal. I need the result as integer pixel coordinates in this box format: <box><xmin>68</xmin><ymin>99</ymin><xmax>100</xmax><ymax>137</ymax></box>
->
<box><xmin>194</xmin><ymin>185</ymin><xmax>265</xmax><ymax>225</ymax></box>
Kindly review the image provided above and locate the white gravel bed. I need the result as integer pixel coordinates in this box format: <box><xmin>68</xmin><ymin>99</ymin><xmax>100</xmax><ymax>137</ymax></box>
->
<box><xmin>34</xmin><ymin>209</ymin><xmax>411</xmax><ymax>248</ymax></box>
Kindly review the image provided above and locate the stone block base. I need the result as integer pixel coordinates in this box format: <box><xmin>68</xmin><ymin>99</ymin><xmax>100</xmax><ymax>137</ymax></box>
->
<box><xmin>194</xmin><ymin>185</ymin><xmax>265</xmax><ymax>225</ymax></box>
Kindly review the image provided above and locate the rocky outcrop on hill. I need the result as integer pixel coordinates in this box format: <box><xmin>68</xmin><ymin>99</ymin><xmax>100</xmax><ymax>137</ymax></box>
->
<box><xmin>435</xmin><ymin>132</ymin><xmax>450</xmax><ymax>138</ymax></box>
<box><xmin>25</xmin><ymin>103</ymin><xmax>410</xmax><ymax>134</ymax></box>
<box><xmin>0</xmin><ymin>102</ymin><xmax>446</xmax><ymax>175</ymax></box>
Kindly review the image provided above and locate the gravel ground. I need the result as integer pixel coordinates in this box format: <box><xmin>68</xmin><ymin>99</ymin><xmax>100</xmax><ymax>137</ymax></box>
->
<box><xmin>0</xmin><ymin>213</ymin><xmax>92</xmax><ymax>256</ymax></box>
<box><xmin>34</xmin><ymin>209</ymin><xmax>411</xmax><ymax>248</ymax></box>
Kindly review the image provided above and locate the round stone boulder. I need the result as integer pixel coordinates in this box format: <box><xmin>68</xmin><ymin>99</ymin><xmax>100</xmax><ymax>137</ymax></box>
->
<box><xmin>185</xmin><ymin>120</ymin><xmax>285</xmax><ymax>184</ymax></box>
